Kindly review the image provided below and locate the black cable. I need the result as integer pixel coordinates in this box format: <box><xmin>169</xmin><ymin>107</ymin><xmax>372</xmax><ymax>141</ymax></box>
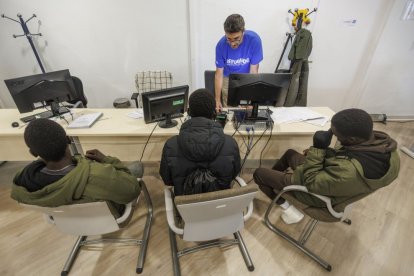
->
<box><xmin>259</xmin><ymin>121</ymin><xmax>273</xmax><ymax>168</ymax></box>
<box><xmin>238</xmin><ymin>124</ymin><xmax>270</xmax><ymax>175</ymax></box>
<box><xmin>139</xmin><ymin>122</ymin><xmax>158</xmax><ymax>162</ymax></box>
<box><xmin>239</xmin><ymin>130</ymin><xmax>252</xmax><ymax>176</ymax></box>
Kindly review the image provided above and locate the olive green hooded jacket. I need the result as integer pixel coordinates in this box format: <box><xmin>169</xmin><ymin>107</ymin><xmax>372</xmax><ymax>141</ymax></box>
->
<box><xmin>291</xmin><ymin>131</ymin><xmax>400</xmax><ymax>207</ymax></box>
<box><xmin>11</xmin><ymin>155</ymin><xmax>141</xmax><ymax>212</ymax></box>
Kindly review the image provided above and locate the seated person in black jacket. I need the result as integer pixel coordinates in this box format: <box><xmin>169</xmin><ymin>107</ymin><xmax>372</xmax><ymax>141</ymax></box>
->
<box><xmin>160</xmin><ymin>89</ymin><xmax>241</xmax><ymax>195</ymax></box>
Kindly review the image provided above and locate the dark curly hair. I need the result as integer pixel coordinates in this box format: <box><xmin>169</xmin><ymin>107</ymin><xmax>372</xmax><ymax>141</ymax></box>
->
<box><xmin>224</xmin><ymin>14</ymin><xmax>245</xmax><ymax>33</ymax></box>
<box><xmin>188</xmin><ymin>89</ymin><xmax>215</xmax><ymax>119</ymax></box>
<box><xmin>331</xmin><ymin>108</ymin><xmax>373</xmax><ymax>140</ymax></box>
<box><xmin>24</xmin><ymin>118</ymin><xmax>68</xmax><ymax>161</ymax></box>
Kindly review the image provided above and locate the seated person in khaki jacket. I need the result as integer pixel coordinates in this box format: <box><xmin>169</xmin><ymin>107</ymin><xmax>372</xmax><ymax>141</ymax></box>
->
<box><xmin>253</xmin><ymin>108</ymin><xmax>400</xmax><ymax>224</ymax></box>
<box><xmin>11</xmin><ymin>118</ymin><xmax>141</xmax><ymax>216</ymax></box>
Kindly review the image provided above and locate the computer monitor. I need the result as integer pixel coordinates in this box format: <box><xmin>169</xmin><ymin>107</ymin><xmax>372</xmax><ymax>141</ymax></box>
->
<box><xmin>227</xmin><ymin>73</ymin><xmax>292</xmax><ymax>119</ymax></box>
<box><xmin>4</xmin><ymin>69</ymin><xmax>78</xmax><ymax>118</ymax></box>
<box><xmin>142</xmin><ymin>85</ymin><xmax>189</xmax><ymax>128</ymax></box>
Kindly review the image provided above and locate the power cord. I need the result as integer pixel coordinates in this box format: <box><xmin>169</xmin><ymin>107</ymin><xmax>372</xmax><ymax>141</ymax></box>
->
<box><xmin>139</xmin><ymin>122</ymin><xmax>158</xmax><ymax>162</ymax></box>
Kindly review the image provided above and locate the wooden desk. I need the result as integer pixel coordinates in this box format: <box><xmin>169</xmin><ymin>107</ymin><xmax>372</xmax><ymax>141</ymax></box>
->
<box><xmin>0</xmin><ymin>107</ymin><xmax>334</xmax><ymax>162</ymax></box>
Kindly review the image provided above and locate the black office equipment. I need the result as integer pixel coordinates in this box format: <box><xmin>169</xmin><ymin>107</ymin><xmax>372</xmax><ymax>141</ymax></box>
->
<box><xmin>228</xmin><ymin>73</ymin><xmax>292</xmax><ymax>129</ymax></box>
<box><xmin>5</xmin><ymin>69</ymin><xmax>78</xmax><ymax>122</ymax></box>
<box><xmin>142</xmin><ymin>85</ymin><xmax>189</xmax><ymax>128</ymax></box>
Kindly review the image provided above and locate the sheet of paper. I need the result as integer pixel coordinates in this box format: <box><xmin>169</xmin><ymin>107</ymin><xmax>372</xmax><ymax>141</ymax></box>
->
<box><xmin>268</xmin><ymin>107</ymin><xmax>327</xmax><ymax>124</ymax></box>
<box><xmin>305</xmin><ymin>117</ymin><xmax>329</xmax><ymax>127</ymax></box>
<box><xmin>127</xmin><ymin>108</ymin><xmax>144</xmax><ymax>119</ymax></box>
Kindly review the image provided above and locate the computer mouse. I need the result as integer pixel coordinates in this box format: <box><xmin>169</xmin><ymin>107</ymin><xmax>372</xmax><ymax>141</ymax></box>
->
<box><xmin>11</xmin><ymin>122</ymin><xmax>19</xmax><ymax>128</ymax></box>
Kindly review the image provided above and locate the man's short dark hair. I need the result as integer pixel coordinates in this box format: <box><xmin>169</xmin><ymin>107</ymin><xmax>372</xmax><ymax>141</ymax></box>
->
<box><xmin>24</xmin><ymin>118</ymin><xmax>68</xmax><ymax>162</ymax></box>
<box><xmin>188</xmin><ymin>89</ymin><xmax>215</xmax><ymax>119</ymax></box>
<box><xmin>224</xmin><ymin>14</ymin><xmax>245</xmax><ymax>33</ymax></box>
<box><xmin>331</xmin><ymin>108</ymin><xmax>373</xmax><ymax>140</ymax></box>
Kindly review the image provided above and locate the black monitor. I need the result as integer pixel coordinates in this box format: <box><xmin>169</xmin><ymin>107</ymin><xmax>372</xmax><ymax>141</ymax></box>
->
<box><xmin>142</xmin><ymin>85</ymin><xmax>189</xmax><ymax>128</ymax></box>
<box><xmin>228</xmin><ymin>73</ymin><xmax>292</xmax><ymax>119</ymax></box>
<box><xmin>4</xmin><ymin>69</ymin><xmax>78</xmax><ymax>118</ymax></box>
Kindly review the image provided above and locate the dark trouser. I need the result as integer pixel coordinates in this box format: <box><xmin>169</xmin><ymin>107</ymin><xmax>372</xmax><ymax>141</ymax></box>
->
<box><xmin>253</xmin><ymin>149</ymin><xmax>305</xmax><ymax>204</ymax></box>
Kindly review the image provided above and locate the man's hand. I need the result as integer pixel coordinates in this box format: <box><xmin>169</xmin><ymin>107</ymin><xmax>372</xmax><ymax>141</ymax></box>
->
<box><xmin>216</xmin><ymin>101</ymin><xmax>222</xmax><ymax>113</ymax></box>
<box><xmin>85</xmin><ymin>149</ymin><xmax>107</xmax><ymax>162</ymax></box>
<box><xmin>313</xmin><ymin>130</ymin><xmax>333</xmax><ymax>149</ymax></box>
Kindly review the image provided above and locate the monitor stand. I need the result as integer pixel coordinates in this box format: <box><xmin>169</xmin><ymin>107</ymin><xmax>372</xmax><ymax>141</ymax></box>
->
<box><xmin>159</xmin><ymin>113</ymin><xmax>178</xmax><ymax>128</ymax></box>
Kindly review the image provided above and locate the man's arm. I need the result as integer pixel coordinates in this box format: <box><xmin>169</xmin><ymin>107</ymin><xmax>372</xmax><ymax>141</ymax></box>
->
<box><xmin>300</xmin><ymin>147</ymin><xmax>362</xmax><ymax>197</ymax></box>
<box><xmin>250</xmin><ymin>64</ymin><xmax>259</xmax><ymax>74</ymax></box>
<box><xmin>86</xmin><ymin>149</ymin><xmax>130</xmax><ymax>174</ymax></box>
<box><xmin>215</xmin><ymin>68</ymin><xmax>224</xmax><ymax>112</ymax></box>
<box><xmin>84</xmin><ymin>161</ymin><xmax>141</xmax><ymax>204</ymax></box>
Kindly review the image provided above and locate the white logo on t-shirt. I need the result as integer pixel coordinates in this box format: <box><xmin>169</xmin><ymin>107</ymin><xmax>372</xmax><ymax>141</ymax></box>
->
<box><xmin>226</xmin><ymin>58</ymin><xmax>250</xmax><ymax>66</ymax></box>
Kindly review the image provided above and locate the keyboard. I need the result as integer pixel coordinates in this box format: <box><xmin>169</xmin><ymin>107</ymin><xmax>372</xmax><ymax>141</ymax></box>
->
<box><xmin>20</xmin><ymin>107</ymin><xmax>71</xmax><ymax>123</ymax></box>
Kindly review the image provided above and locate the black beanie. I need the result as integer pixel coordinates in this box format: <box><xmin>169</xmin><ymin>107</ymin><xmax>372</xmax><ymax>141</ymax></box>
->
<box><xmin>189</xmin><ymin>89</ymin><xmax>215</xmax><ymax>119</ymax></box>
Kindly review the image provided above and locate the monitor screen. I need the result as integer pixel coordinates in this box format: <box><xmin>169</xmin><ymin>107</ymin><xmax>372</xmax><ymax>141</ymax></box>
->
<box><xmin>142</xmin><ymin>85</ymin><xmax>189</xmax><ymax>128</ymax></box>
<box><xmin>4</xmin><ymin>69</ymin><xmax>77</xmax><ymax>115</ymax></box>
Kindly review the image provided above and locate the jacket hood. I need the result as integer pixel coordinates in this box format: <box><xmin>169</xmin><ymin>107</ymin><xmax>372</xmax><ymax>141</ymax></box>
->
<box><xmin>343</xmin><ymin>131</ymin><xmax>397</xmax><ymax>153</ymax></box>
<box><xmin>177</xmin><ymin>117</ymin><xmax>225</xmax><ymax>162</ymax></box>
<box><xmin>11</xmin><ymin>155</ymin><xmax>90</xmax><ymax>207</ymax></box>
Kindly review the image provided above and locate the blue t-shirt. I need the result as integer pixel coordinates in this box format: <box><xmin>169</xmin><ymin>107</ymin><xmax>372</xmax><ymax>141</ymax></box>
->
<box><xmin>215</xmin><ymin>30</ymin><xmax>263</xmax><ymax>77</ymax></box>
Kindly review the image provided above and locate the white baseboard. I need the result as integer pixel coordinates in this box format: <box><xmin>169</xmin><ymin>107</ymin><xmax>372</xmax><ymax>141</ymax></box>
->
<box><xmin>400</xmin><ymin>146</ymin><xmax>414</xmax><ymax>159</ymax></box>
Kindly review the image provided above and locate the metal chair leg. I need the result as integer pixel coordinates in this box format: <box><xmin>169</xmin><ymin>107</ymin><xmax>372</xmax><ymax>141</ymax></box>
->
<box><xmin>264</xmin><ymin>200</ymin><xmax>332</xmax><ymax>271</ymax></box>
<box><xmin>61</xmin><ymin>236</ymin><xmax>87</xmax><ymax>276</ymax></box>
<box><xmin>234</xmin><ymin>231</ymin><xmax>255</xmax><ymax>271</ymax></box>
<box><xmin>136</xmin><ymin>181</ymin><xmax>153</xmax><ymax>274</ymax></box>
<box><xmin>299</xmin><ymin>219</ymin><xmax>318</xmax><ymax>245</ymax></box>
<box><xmin>169</xmin><ymin>228</ymin><xmax>181</xmax><ymax>276</ymax></box>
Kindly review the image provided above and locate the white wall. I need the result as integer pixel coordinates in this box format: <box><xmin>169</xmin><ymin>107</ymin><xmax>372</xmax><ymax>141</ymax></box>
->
<box><xmin>356</xmin><ymin>0</ymin><xmax>414</xmax><ymax>117</ymax></box>
<box><xmin>0</xmin><ymin>0</ymin><xmax>191</xmax><ymax>108</ymax></box>
<box><xmin>0</xmin><ymin>0</ymin><xmax>412</xmax><ymax>116</ymax></box>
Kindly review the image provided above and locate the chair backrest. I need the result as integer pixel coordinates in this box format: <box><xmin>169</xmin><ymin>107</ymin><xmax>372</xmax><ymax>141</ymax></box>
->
<box><xmin>20</xmin><ymin>201</ymin><xmax>121</xmax><ymax>236</ymax></box>
<box><xmin>67</xmin><ymin>76</ymin><xmax>88</xmax><ymax>107</ymax></box>
<box><xmin>134</xmin><ymin>71</ymin><xmax>173</xmax><ymax>108</ymax></box>
<box><xmin>204</xmin><ymin>70</ymin><xmax>216</xmax><ymax>97</ymax></box>
<box><xmin>174</xmin><ymin>184</ymin><xmax>258</xmax><ymax>241</ymax></box>
<box><xmin>135</xmin><ymin>71</ymin><xmax>173</xmax><ymax>93</ymax></box>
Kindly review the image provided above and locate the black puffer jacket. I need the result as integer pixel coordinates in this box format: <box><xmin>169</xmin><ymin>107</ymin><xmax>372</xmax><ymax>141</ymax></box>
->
<box><xmin>160</xmin><ymin>117</ymin><xmax>241</xmax><ymax>195</ymax></box>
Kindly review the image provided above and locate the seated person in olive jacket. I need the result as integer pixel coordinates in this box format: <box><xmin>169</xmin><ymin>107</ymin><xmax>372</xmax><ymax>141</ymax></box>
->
<box><xmin>254</xmin><ymin>108</ymin><xmax>400</xmax><ymax>224</ymax></box>
<box><xmin>160</xmin><ymin>89</ymin><xmax>241</xmax><ymax>196</ymax></box>
<box><xmin>11</xmin><ymin>118</ymin><xmax>142</xmax><ymax>216</ymax></box>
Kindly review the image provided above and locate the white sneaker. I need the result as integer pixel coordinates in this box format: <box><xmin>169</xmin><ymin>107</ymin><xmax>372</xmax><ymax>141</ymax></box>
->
<box><xmin>281</xmin><ymin>205</ymin><xmax>304</xmax><ymax>224</ymax></box>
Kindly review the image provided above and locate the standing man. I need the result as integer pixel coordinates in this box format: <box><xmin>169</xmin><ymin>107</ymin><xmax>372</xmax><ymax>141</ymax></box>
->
<box><xmin>215</xmin><ymin>14</ymin><xmax>263</xmax><ymax>111</ymax></box>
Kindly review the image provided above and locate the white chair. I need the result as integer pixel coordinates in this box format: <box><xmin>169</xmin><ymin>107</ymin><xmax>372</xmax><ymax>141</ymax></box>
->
<box><xmin>21</xmin><ymin>180</ymin><xmax>153</xmax><ymax>276</ymax></box>
<box><xmin>131</xmin><ymin>71</ymin><xmax>173</xmax><ymax>108</ymax></box>
<box><xmin>164</xmin><ymin>177</ymin><xmax>258</xmax><ymax>276</ymax></box>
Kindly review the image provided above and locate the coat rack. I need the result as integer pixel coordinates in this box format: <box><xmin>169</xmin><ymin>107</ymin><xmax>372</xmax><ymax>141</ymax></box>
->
<box><xmin>1</xmin><ymin>13</ymin><xmax>45</xmax><ymax>73</ymax></box>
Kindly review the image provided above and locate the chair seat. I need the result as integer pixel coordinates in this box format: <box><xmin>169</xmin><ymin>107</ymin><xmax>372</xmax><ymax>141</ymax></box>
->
<box><xmin>281</xmin><ymin>192</ymin><xmax>340</xmax><ymax>223</ymax></box>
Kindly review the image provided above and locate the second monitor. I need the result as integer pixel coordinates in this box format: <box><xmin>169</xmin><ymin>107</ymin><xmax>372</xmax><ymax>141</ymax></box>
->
<box><xmin>227</xmin><ymin>73</ymin><xmax>292</xmax><ymax>119</ymax></box>
<box><xmin>142</xmin><ymin>85</ymin><xmax>189</xmax><ymax>128</ymax></box>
